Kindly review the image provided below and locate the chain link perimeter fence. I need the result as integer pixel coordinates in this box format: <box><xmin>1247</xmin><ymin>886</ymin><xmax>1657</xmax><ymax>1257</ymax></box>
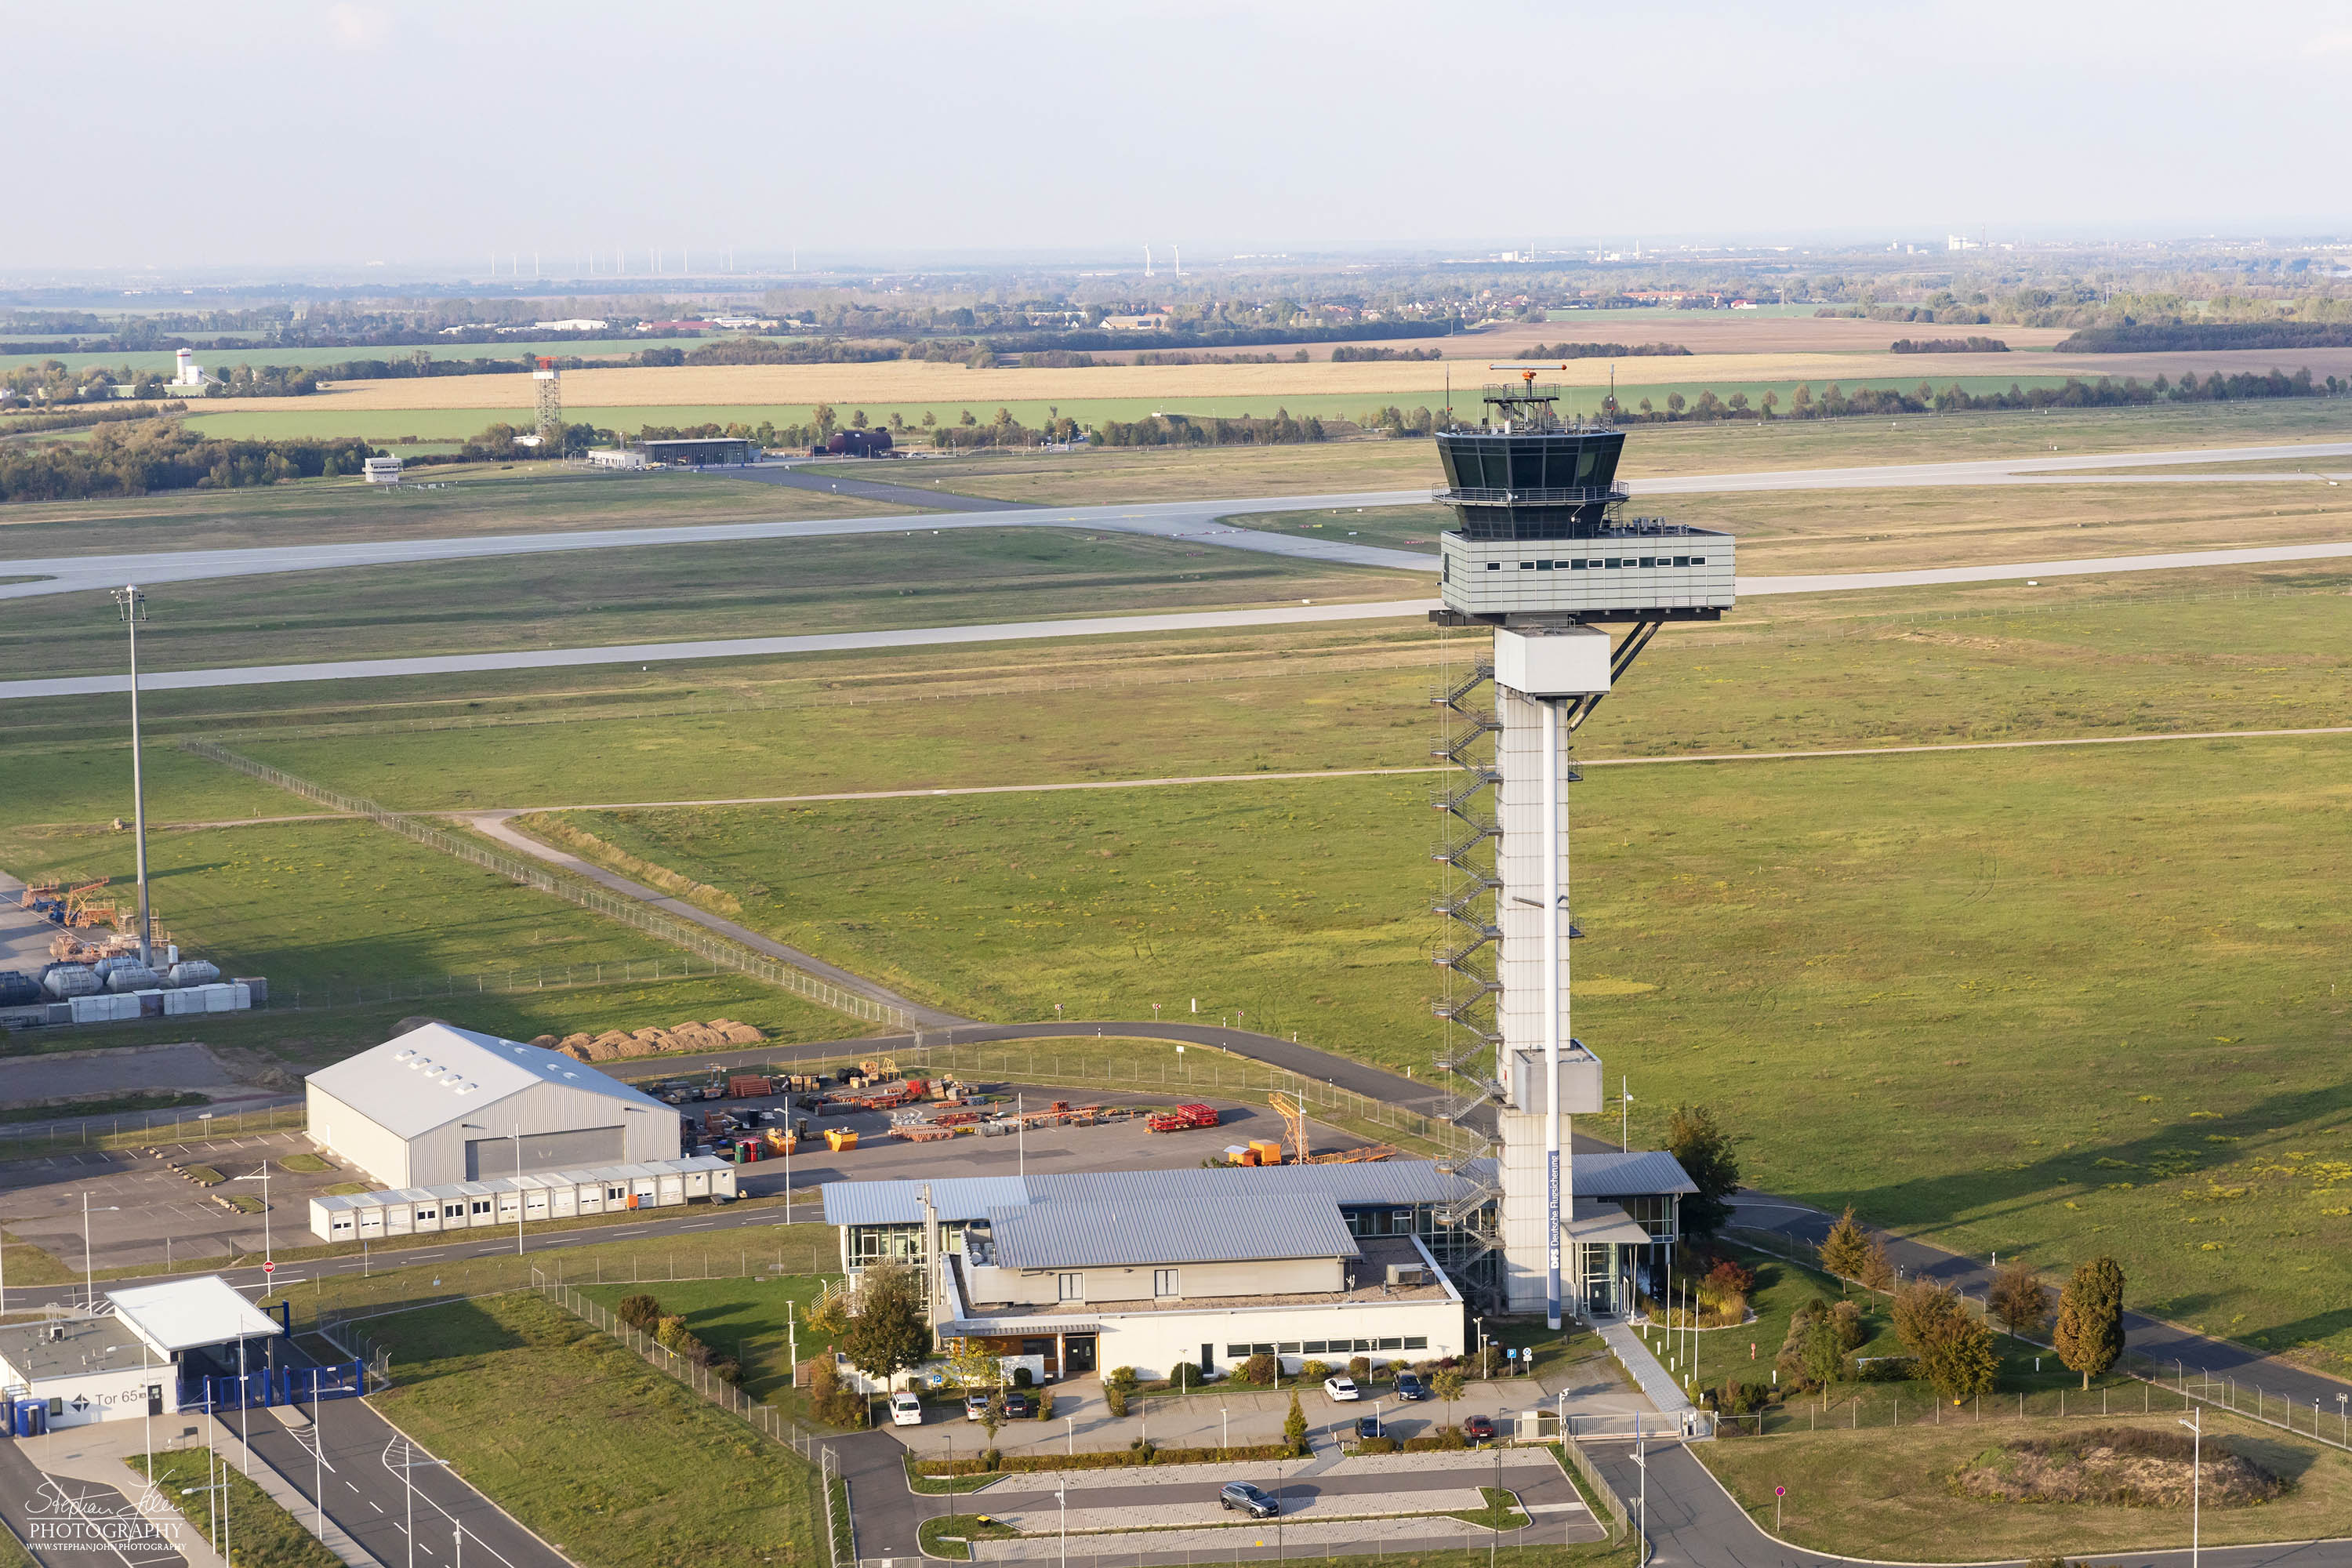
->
<box><xmin>531</xmin><ymin>1277</ymin><xmax>855</xmax><ymax>1568</ymax></box>
<box><xmin>181</xmin><ymin>739</ymin><xmax>912</xmax><ymax>1030</ymax></box>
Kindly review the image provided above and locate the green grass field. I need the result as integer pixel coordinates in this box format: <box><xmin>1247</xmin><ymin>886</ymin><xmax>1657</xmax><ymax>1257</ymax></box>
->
<box><xmin>532</xmin><ymin>728</ymin><xmax>2352</xmax><ymax>1369</ymax></box>
<box><xmin>364</xmin><ymin>1292</ymin><xmax>828</xmax><ymax>1568</ymax></box>
<box><xmin>1700</xmin><ymin>1411</ymin><xmax>2352</xmax><ymax>1560</ymax></box>
<box><xmin>4</xmin><ymin>528</ymin><xmax>1428</xmax><ymax>679</ymax></box>
<box><xmin>0</xmin><ymin>466</ymin><xmax>912</xmax><ymax>558</ymax></box>
<box><xmin>0</xmin><ymin>815</ymin><xmax>866</xmax><ymax>1065</ymax></box>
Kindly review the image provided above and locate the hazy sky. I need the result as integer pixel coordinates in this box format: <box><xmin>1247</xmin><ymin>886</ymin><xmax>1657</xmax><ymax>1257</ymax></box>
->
<box><xmin>11</xmin><ymin>0</ymin><xmax>2347</xmax><ymax>274</ymax></box>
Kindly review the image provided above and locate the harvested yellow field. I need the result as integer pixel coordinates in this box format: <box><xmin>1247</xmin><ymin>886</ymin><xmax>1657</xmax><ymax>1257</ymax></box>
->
<box><xmin>263</xmin><ymin>346</ymin><xmax>2352</xmax><ymax>414</ymax></box>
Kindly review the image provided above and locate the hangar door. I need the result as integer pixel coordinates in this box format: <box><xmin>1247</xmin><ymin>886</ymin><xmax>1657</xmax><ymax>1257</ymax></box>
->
<box><xmin>467</xmin><ymin>1126</ymin><xmax>622</xmax><ymax>1179</ymax></box>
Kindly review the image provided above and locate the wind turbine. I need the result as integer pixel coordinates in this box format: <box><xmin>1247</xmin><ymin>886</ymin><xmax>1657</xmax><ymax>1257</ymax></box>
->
<box><xmin>1144</xmin><ymin>245</ymin><xmax>1154</xmax><ymax>278</ymax></box>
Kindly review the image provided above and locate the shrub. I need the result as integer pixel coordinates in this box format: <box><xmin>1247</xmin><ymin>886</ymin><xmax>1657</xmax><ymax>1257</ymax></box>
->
<box><xmin>615</xmin><ymin>1294</ymin><xmax>663</xmax><ymax>1331</ymax></box>
<box><xmin>655</xmin><ymin>1315</ymin><xmax>691</xmax><ymax>1352</ymax></box>
<box><xmin>1237</xmin><ymin>1353</ymin><xmax>1278</xmax><ymax>1387</ymax></box>
<box><xmin>1283</xmin><ymin>1392</ymin><xmax>1308</xmax><ymax>1457</ymax></box>
<box><xmin>1830</xmin><ymin>1300</ymin><xmax>1868</xmax><ymax>1352</ymax></box>
<box><xmin>1704</xmin><ymin>1257</ymin><xmax>1757</xmax><ymax>1295</ymax></box>
<box><xmin>808</xmin><ymin>1357</ymin><xmax>868</xmax><ymax>1428</ymax></box>
<box><xmin>1348</xmin><ymin>1356</ymin><xmax>1371</xmax><ymax>1380</ymax></box>
<box><xmin>1857</xmin><ymin>1356</ymin><xmax>1919</xmax><ymax>1383</ymax></box>
<box><xmin>1037</xmin><ymin>1389</ymin><xmax>1054</xmax><ymax>1421</ymax></box>
<box><xmin>1012</xmin><ymin>1366</ymin><xmax>1033</xmax><ymax>1388</ymax></box>
<box><xmin>710</xmin><ymin>1357</ymin><xmax>743</xmax><ymax>1386</ymax></box>
<box><xmin>1104</xmin><ymin>1384</ymin><xmax>1128</xmax><ymax>1417</ymax></box>
<box><xmin>1357</xmin><ymin>1436</ymin><xmax>1396</xmax><ymax>1455</ymax></box>
<box><xmin>1299</xmin><ymin>1360</ymin><xmax>1331</xmax><ymax>1381</ymax></box>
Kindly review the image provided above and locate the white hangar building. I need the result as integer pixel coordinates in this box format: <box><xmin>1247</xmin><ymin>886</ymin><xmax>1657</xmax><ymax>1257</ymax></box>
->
<box><xmin>304</xmin><ymin>1022</ymin><xmax>680</xmax><ymax>1190</ymax></box>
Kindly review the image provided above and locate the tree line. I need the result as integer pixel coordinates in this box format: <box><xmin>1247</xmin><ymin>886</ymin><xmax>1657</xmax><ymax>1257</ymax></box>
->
<box><xmin>1093</xmin><ymin>409</ymin><xmax>1328</xmax><ymax>447</ymax></box>
<box><xmin>2057</xmin><ymin>322</ymin><xmax>2352</xmax><ymax>352</ymax></box>
<box><xmin>0</xmin><ymin>420</ymin><xmax>376</xmax><ymax>503</ymax></box>
<box><xmin>1889</xmin><ymin>336</ymin><xmax>2009</xmax><ymax>354</ymax></box>
<box><xmin>1623</xmin><ymin>368</ymin><xmax>2336</xmax><ymax>424</ymax></box>
<box><xmin>1520</xmin><ymin>341</ymin><xmax>1693</xmax><ymax>359</ymax></box>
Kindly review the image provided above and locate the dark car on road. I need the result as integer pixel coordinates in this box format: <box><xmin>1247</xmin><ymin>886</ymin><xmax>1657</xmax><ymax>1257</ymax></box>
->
<box><xmin>1462</xmin><ymin>1414</ymin><xmax>1496</xmax><ymax>1443</ymax></box>
<box><xmin>1004</xmin><ymin>1392</ymin><xmax>1036</xmax><ymax>1419</ymax></box>
<box><xmin>1219</xmin><ymin>1483</ymin><xmax>1279</xmax><ymax>1519</ymax></box>
<box><xmin>1393</xmin><ymin>1371</ymin><xmax>1428</xmax><ymax>1401</ymax></box>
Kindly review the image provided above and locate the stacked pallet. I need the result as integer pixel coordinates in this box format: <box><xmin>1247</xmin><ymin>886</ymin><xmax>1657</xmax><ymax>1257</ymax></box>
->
<box><xmin>552</xmin><ymin>1018</ymin><xmax>766</xmax><ymax>1062</ymax></box>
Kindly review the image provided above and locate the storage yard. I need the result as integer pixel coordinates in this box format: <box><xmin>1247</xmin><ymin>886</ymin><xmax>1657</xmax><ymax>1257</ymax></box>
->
<box><xmin>0</xmin><ymin>872</ymin><xmax>261</xmax><ymax>1027</ymax></box>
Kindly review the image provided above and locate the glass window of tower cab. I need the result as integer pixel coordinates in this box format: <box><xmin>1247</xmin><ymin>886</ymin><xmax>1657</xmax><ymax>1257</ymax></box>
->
<box><xmin>1436</xmin><ymin>379</ymin><xmax>1628</xmax><ymax>541</ymax></box>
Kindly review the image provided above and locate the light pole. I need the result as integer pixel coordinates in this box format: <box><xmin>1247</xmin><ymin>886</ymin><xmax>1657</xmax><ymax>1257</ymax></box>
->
<box><xmin>388</xmin><ymin>1439</ymin><xmax>450</xmax><ymax>1568</ymax></box>
<box><xmin>1219</xmin><ymin>1407</ymin><xmax>1229</xmax><ymax>1456</ymax></box>
<box><xmin>2180</xmin><ymin>1407</ymin><xmax>2201</xmax><ymax>1568</ymax></box>
<box><xmin>513</xmin><ymin>1125</ymin><xmax>524</xmax><ymax>1255</ymax></box>
<box><xmin>82</xmin><ymin>1196</ymin><xmax>120</xmax><ymax>1310</ymax></box>
<box><xmin>1634</xmin><ymin>1412</ymin><xmax>1647</xmax><ymax>1560</ymax></box>
<box><xmin>1056</xmin><ymin>1485</ymin><xmax>1066</xmax><ymax>1568</ymax></box>
<box><xmin>112</xmin><ymin>586</ymin><xmax>154</xmax><ymax>968</ymax></box>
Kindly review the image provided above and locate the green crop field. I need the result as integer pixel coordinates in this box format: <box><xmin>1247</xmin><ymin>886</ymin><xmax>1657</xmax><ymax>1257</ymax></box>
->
<box><xmin>365</xmin><ymin>1293</ymin><xmax>829</xmax><ymax>1568</ymax></box>
<box><xmin>3</xmin><ymin>528</ymin><xmax>1429</xmax><ymax>680</ymax></box>
<box><xmin>526</xmin><ymin>722</ymin><xmax>2352</xmax><ymax>1369</ymax></box>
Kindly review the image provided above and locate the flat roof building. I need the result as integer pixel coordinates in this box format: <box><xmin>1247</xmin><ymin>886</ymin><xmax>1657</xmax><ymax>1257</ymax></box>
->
<box><xmin>636</xmin><ymin>437</ymin><xmax>754</xmax><ymax>466</ymax></box>
<box><xmin>304</xmin><ymin>1021</ymin><xmax>680</xmax><ymax>1191</ymax></box>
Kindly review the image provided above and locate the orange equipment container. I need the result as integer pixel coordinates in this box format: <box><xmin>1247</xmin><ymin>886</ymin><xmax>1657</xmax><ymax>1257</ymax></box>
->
<box><xmin>824</xmin><ymin>1127</ymin><xmax>859</xmax><ymax>1152</ymax></box>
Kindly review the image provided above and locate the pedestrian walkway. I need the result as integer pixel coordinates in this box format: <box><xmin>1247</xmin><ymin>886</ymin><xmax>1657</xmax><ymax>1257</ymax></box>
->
<box><xmin>1598</xmin><ymin>1320</ymin><xmax>1694</xmax><ymax>1416</ymax></box>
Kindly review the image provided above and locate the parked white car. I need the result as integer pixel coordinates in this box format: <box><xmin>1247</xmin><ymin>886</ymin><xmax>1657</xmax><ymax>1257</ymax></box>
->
<box><xmin>1323</xmin><ymin>1375</ymin><xmax>1359</xmax><ymax>1402</ymax></box>
<box><xmin>890</xmin><ymin>1392</ymin><xmax>924</xmax><ymax>1427</ymax></box>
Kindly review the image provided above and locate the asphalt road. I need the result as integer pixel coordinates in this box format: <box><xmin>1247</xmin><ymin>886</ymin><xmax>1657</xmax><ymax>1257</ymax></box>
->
<box><xmin>238</xmin><ymin>1376</ymin><xmax>570</xmax><ymax>1568</ymax></box>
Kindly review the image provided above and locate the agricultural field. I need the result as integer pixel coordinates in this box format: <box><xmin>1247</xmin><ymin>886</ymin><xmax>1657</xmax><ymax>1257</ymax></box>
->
<box><xmin>364</xmin><ymin>1293</ymin><xmax>829</xmax><ymax>1568</ymax></box>
<box><xmin>521</xmin><ymin>720</ymin><xmax>2352</xmax><ymax>1367</ymax></box>
<box><xmin>5</xmin><ymin>527</ymin><xmax>1431</xmax><ymax>679</ymax></box>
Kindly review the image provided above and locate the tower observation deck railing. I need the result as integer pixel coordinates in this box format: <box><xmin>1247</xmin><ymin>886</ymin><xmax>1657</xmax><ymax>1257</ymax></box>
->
<box><xmin>1433</xmin><ymin>484</ymin><xmax>1630</xmax><ymax>507</ymax></box>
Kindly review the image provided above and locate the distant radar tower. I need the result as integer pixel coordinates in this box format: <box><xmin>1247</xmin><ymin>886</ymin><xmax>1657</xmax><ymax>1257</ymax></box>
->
<box><xmin>534</xmin><ymin>356</ymin><xmax>562</xmax><ymax>445</ymax></box>
<box><xmin>1428</xmin><ymin>366</ymin><xmax>1734</xmax><ymax>1328</ymax></box>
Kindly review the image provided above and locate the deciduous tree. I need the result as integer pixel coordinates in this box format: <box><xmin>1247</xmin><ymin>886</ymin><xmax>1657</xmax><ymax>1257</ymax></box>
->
<box><xmin>1665</xmin><ymin>1105</ymin><xmax>1740</xmax><ymax>1236</ymax></box>
<box><xmin>1987</xmin><ymin>1263</ymin><xmax>2053</xmax><ymax>1340</ymax></box>
<box><xmin>1817</xmin><ymin>1207</ymin><xmax>1871</xmax><ymax>1289</ymax></box>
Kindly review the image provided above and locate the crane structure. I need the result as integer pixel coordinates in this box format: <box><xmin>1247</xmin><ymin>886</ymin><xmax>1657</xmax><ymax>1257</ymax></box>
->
<box><xmin>1428</xmin><ymin>367</ymin><xmax>1735</xmax><ymax>1327</ymax></box>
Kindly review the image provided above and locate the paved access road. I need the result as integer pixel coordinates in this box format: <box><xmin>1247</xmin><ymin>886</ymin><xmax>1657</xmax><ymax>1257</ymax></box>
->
<box><xmin>239</xmin><ymin>1383</ymin><xmax>570</xmax><ymax>1568</ymax></box>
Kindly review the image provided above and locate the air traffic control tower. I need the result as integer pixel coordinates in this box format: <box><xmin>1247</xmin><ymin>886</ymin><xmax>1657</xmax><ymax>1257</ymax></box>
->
<box><xmin>1428</xmin><ymin>370</ymin><xmax>1734</xmax><ymax>1328</ymax></box>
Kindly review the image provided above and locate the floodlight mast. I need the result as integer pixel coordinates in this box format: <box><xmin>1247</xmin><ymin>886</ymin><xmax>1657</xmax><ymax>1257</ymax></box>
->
<box><xmin>1428</xmin><ymin>371</ymin><xmax>1736</xmax><ymax>1327</ymax></box>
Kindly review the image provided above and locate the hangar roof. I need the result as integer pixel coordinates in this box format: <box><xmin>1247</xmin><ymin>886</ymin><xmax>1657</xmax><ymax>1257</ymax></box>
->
<box><xmin>985</xmin><ymin>1193</ymin><xmax>1360</xmax><ymax>1269</ymax></box>
<box><xmin>304</xmin><ymin>1022</ymin><xmax>671</xmax><ymax>1141</ymax></box>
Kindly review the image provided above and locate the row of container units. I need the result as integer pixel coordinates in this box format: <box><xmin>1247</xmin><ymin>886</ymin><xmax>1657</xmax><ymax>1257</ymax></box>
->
<box><xmin>55</xmin><ymin>982</ymin><xmax>254</xmax><ymax>1024</ymax></box>
<box><xmin>306</xmin><ymin>1155</ymin><xmax>738</xmax><ymax>1241</ymax></box>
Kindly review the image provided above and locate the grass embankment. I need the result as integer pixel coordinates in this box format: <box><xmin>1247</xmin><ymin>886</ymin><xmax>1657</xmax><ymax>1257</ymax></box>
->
<box><xmin>5</xmin><ymin>528</ymin><xmax>1426</xmax><ymax>681</ymax></box>
<box><xmin>131</xmin><ymin>1447</ymin><xmax>343</xmax><ymax>1568</ymax></box>
<box><xmin>0</xmin><ymin>1091</ymin><xmax>208</xmax><ymax>1123</ymax></box>
<box><xmin>1700</xmin><ymin>1411</ymin><xmax>2352</xmax><ymax>1560</ymax></box>
<box><xmin>571</xmin><ymin>1276</ymin><xmax>841</xmax><ymax>1417</ymax></box>
<box><xmin>544</xmin><ymin>730</ymin><xmax>2352</xmax><ymax>1368</ymax></box>
<box><xmin>361</xmin><ymin>1292</ymin><xmax>826</xmax><ymax>1568</ymax></box>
